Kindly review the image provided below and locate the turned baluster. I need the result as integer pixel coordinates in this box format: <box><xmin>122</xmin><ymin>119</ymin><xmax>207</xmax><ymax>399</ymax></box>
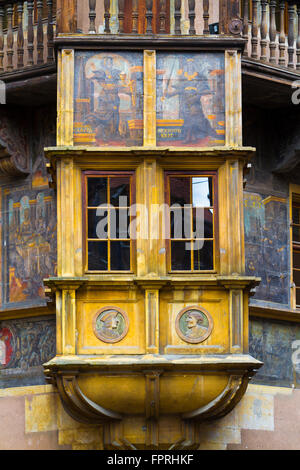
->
<box><xmin>47</xmin><ymin>0</ymin><xmax>54</xmax><ymax>62</ymax></box>
<box><xmin>297</xmin><ymin>5</ymin><xmax>300</xmax><ymax>70</ymax></box>
<box><xmin>174</xmin><ymin>0</ymin><xmax>181</xmax><ymax>35</ymax></box>
<box><xmin>27</xmin><ymin>0</ymin><xmax>34</xmax><ymax>66</ymax></box>
<box><xmin>288</xmin><ymin>2</ymin><xmax>296</xmax><ymax>68</ymax></box>
<box><xmin>251</xmin><ymin>0</ymin><xmax>259</xmax><ymax>59</ymax></box>
<box><xmin>104</xmin><ymin>0</ymin><xmax>111</xmax><ymax>34</ymax></box>
<box><xmin>269</xmin><ymin>0</ymin><xmax>277</xmax><ymax>64</ymax></box>
<box><xmin>242</xmin><ymin>0</ymin><xmax>249</xmax><ymax>57</ymax></box>
<box><xmin>17</xmin><ymin>1</ymin><xmax>24</xmax><ymax>68</ymax></box>
<box><xmin>203</xmin><ymin>0</ymin><xmax>209</xmax><ymax>35</ymax></box>
<box><xmin>260</xmin><ymin>0</ymin><xmax>268</xmax><ymax>61</ymax></box>
<box><xmin>118</xmin><ymin>0</ymin><xmax>125</xmax><ymax>33</ymax></box>
<box><xmin>89</xmin><ymin>0</ymin><xmax>96</xmax><ymax>33</ymax></box>
<box><xmin>146</xmin><ymin>0</ymin><xmax>153</xmax><ymax>34</ymax></box>
<box><xmin>0</xmin><ymin>2</ymin><xmax>4</xmax><ymax>72</ymax></box>
<box><xmin>6</xmin><ymin>3</ymin><xmax>14</xmax><ymax>71</ymax></box>
<box><xmin>279</xmin><ymin>1</ymin><xmax>286</xmax><ymax>66</ymax></box>
<box><xmin>37</xmin><ymin>0</ymin><xmax>44</xmax><ymax>65</ymax></box>
<box><xmin>132</xmin><ymin>0</ymin><xmax>139</xmax><ymax>34</ymax></box>
<box><xmin>159</xmin><ymin>0</ymin><xmax>167</xmax><ymax>34</ymax></box>
<box><xmin>188</xmin><ymin>0</ymin><xmax>195</xmax><ymax>35</ymax></box>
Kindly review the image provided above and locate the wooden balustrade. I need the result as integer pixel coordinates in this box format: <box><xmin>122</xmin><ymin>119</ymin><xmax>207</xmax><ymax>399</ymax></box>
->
<box><xmin>0</xmin><ymin>0</ymin><xmax>56</xmax><ymax>75</ymax></box>
<box><xmin>1</xmin><ymin>0</ymin><xmax>300</xmax><ymax>77</ymax></box>
<box><xmin>243</xmin><ymin>0</ymin><xmax>300</xmax><ymax>70</ymax></box>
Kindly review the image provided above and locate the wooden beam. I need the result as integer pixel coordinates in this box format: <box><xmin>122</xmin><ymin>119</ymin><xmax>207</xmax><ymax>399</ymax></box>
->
<box><xmin>219</xmin><ymin>0</ymin><xmax>243</xmax><ymax>36</ymax></box>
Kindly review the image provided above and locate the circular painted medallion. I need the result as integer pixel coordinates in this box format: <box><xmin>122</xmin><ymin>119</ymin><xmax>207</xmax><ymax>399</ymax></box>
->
<box><xmin>175</xmin><ymin>306</ymin><xmax>213</xmax><ymax>344</ymax></box>
<box><xmin>0</xmin><ymin>327</ymin><xmax>14</xmax><ymax>369</ymax></box>
<box><xmin>93</xmin><ymin>307</ymin><xmax>129</xmax><ymax>344</ymax></box>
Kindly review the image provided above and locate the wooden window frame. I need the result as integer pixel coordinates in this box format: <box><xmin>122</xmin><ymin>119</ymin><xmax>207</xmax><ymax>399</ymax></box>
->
<box><xmin>290</xmin><ymin>184</ymin><xmax>300</xmax><ymax>310</ymax></box>
<box><xmin>165</xmin><ymin>170</ymin><xmax>219</xmax><ymax>274</ymax></box>
<box><xmin>83</xmin><ymin>170</ymin><xmax>136</xmax><ymax>274</ymax></box>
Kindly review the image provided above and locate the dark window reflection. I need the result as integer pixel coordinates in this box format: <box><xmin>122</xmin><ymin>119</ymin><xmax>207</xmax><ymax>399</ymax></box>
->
<box><xmin>88</xmin><ymin>209</ymin><xmax>108</xmax><ymax>239</ymax></box>
<box><xmin>170</xmin><ymin>177</ymin><xmax>190</xmax><ymax>206</ymax></box>
<box><xmin>193</xmin><ymin>208</ymin><xmax>213</xmax><ymax>239</ymax></box>
<box><xmin>111</xmin><ymin>241</ymin><xmax>131</xmax><ymax>271</ymax></box>
<box><xmin>110</xmin><ymin>209</ymin><xmax>130</xmax><ymax>239</ymax></box>
<box><xmin>193</xmin><ymin>240</ymin><xmax>214</xmax><ymax>271</ymax></box>
<box><xmin>88</xmin><ymin>242</ymin><xmax>108</xmax><ymax>271</ymax></box>
<box><xmin>110</xmin><ymin>177</ymin><xmax>130</xmax><ymax>207</ymax></box>
<box><xmin>88</xmin><ymin>178</ymin><xmax>107</xmax><ymax>207</ymax></box>
<box><xmin>171</xmin><ymin>241</ymin><xmax>191</xmax><ymax>271</ymax></box>
<box><xmin>171</xmin><ymin>208</ymin><xmax>191</xmax><ymax>239</ymax></box>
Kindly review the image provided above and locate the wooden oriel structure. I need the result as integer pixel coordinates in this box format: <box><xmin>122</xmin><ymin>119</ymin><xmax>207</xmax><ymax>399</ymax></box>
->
<box><xmin>0</xmin><ymin>0</ymin><xmax>300</xmax><ymax>451</ymax></box>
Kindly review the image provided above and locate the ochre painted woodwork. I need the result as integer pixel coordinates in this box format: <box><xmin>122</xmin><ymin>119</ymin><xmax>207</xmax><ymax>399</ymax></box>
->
<box><xmin>44</xmin><ymin>44</ymin><xmax>262</xmax><ymax>449</ymax></box>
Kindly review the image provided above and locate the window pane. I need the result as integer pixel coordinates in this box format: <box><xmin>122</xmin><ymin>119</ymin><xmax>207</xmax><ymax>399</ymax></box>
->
<box><xmin>293</xmin><ymin>206</ymin><xmax>300</xmax><ymax>225</ymax></box>
<box><xmin>171</xmin><ymin>241</ymin><xmax>191</xmax><ymax>270</ymax></box>
<box><xmin>296</xmin><ymin>288</ymin><xmax>300</xmax><ymax>308</ymax></box>
<box><xmin>193</xmin><ymin>208</ymin><xmax>214</xmax><ymax>239</ymax></box>
<box><xmin>170</xmin><ymin>177</ymin><xmax>190</xmax><ymax>206</ymax></box>
<box><xmin>88</xmin><ymin>242</ymin><xmax>108</xmax><ymax>271</ymax></box>
<box><xmin>294</xmin><ymin>270</ymin><xmax>300</xmax><ymax>287</ymax></box>
<box><xmin>111</xmin><ymin>241</ymin><xmax>131</xmax><ymax>271</ymax></box>
<box><xmin>88</xmin><ymin>178</ymin><xmax>107</xmax><ymax>207</ymax></box>
<box><xmin>293</xmin><ymin>226</ymin><xmax>300</xmax><ymax>243</ymax></box>
<box><xmin>110</xmin><ymin>209</ymin><xmax>130</xmax><ymax>239</ymax></box>
<box><xmin>294</xmin><ymin>251</ymin><xmax>300</xmax><ymax>269</ymax></box>
<box><xmin>88</xmin><ymin>209</ymin><xmax>108</xmax><ymax>239</ymax></box>
<box><xmin>193</xmin><ymin>240</ymin><xmax>214</xmax><ymax>271</ymax></box>
<box><xmin>110</xmin><ymin>177</ymin><xmax>130</xmax><ymax>207</ymax></box>
<box><xmin>192</xmin><ymin>177</ymin><xmax>213</xmax><ymax>207</ymax></box>
<box><xmin>171</xmin><ymin>208</ymin><xmax>191</xmax><ymax>239</ymax></box>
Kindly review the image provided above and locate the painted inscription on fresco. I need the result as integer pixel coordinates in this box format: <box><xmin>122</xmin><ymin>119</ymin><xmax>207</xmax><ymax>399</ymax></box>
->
<box><xmin>2</xmin><ymin>188</ymin><xmax>57</xmax><ymax>308</ymax></box>
<box><xmin>244</xmin><ymin>193</ymin><xmax>289</xmax><ymax>305</ymax></box>
<box><xmin>156</xmin><ymin>53</ymin><xmax>225</xmax><ymax>147</ymax></box>
<box><xmin>74</xmin><ymin>52</ymin><xmax>144</xmax><ymax>147</ymax></box>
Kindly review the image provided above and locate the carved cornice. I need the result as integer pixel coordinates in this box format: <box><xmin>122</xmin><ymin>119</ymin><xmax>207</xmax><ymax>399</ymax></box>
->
<box><xmin>0</xmin><ymin>139</ymin><xmax>29</xmax><ymax>177</ymax></box>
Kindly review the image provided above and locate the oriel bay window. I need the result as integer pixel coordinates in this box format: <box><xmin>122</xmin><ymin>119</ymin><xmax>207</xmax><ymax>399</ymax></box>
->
<box><xmin>166</xmin><ymin>172</ymin><xmax>218</xmax><ymax>272</ymax></box>
<box><xmin>84</xmin><ymin>171</ymin><xmax>134</xmax><ymax>272</ymax></box>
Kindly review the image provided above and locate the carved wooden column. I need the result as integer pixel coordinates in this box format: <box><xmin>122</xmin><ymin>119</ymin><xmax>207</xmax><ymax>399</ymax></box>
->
<box><xmin>89</xmin><ymin>0</ymin><xmax>96</xmax><ymax>33</ymax></box>
<box><xmin>279</xmin><ymin>0</ymin><xmax>287</xmax><ymax>66</ymax></box>
<box><xmin>56</xmin><ymin>0</ymin><xmax>78</xmax><ymax>34</ymax></box>
<box><xmin>203</xmin><ymin>0</ymin><xmax>209</xmax><ymax>35</ymax></box>
<box><xmin>288</xmin><ymin>2</ymin><xmax>296</xmax><ymax>68</ymax></box>
<box><xmin>242</xmin><ymin>0</ymin><xmax>249</xmax><ymax>57</ymax></box>
<box><xmin>159</xmin><ymin>0</ymin><xmax>167</xmax><ymax>34</ymax></box>
<box><xmin>118</xmin><ymin>0</ymin><xmax>125</xmax><ymax>33</ymax></box>
<box><xmin>188</xmin><ymin>0</ymin><xmax>196</xmax><ymax>35</ymax></box>
<box><xmin>146</xmin><ymin>0</ymin><xmax>154</xmax><ymax>34</ymax></box>
<box><xmin>174</xmin><ymin>0</ymin><xmax>181</xmax><ymax>35</ymax></box>
<box><xmin>37</xmin><ymin>0</ymin><xmax>44</xmax><ymax>64</ymax></box>
<box><xmin>219</xmin><ymin>0</ymin><xmax>243</xmax><ymax>35</ymax></box>
<box><xmin>297</xmin><ymin>4</ymin><xmax>300</xmax><ymax>70</ymax></box>
<box><xmin>6</xmin><ymin>3</ymin><xmax>14</xmax><ymax>72</ymax></box>
<box><xmin>132</xmin><ymin>0</ymin><xmax>139</xmax><ymax>34</ymax></box>
<box><xmin>260</xmin><ymin>0</ymin><xmax>268</xmax><ymax>61</ymax></box>
<box><xmin>47</xmin><ymin>0</ymin><xmax>54</xmax><ymax>62</ymax></box>
<box><xmin>269</xmin><ymin>0</ymin><xmax>277</xmax><ymax>64</ymax></box>
<box><xmin>0</xmin><ymin>1</ymin><xmax>4</xmax><ymax>73</ymax></box>
<box><xmin>17</xmin><ymin>1</ymin><xmax>24</xmax><ymax>68</ymax></box>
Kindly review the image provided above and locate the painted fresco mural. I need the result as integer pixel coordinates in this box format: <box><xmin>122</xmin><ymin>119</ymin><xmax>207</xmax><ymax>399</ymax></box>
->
<box><xmin>244</xmin><ymin>193</ymin><xmax>289</xmax><ymax>305</ymax></box>
<box><xmin>1</xmin><ymin>188</ymin><xmax>57</xmax><ymax>308</ymax></box>
<box><xmin>74</xmin><ymin>52</ymin><xmax>144</xmax><ymax>146</ymax></box>
<box><xmin>156</xmin><ymin>52</ymin><xmax>225</xmax><ymax>147</ymax></box>
<box><xmin>0</xmin><ymin>318</ymin><xmax>56</xmax><ymax>388</ymax></box>
<box><xmin>250</xmin><ymin>317</ymin><xmax>300</xmax><ymax>387</ymax></box>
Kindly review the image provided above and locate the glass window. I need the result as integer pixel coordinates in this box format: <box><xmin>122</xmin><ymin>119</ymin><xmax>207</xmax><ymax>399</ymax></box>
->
<box><xmin>85</xmin><ymin>173</ymin><xmax>133</xmax><ymax>272</ymax></box>
<box><xmin>167</xmin><ymin>173</ymin><xmax>217</xmax><ymax>272</ymax></box>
